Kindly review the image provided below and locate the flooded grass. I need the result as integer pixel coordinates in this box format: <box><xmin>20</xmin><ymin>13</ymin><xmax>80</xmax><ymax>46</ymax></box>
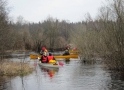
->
<box><xmin>0</xmin><ymin>61</ymin><xmax>34</xmax><ymax>76</ymax></box>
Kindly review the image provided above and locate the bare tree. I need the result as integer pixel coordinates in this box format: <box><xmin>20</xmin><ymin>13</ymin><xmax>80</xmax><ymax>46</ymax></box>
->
<box><xmin>0</xmin><ymin>0</ymin><xmax>11</xmax><ymax>59</ymax></box>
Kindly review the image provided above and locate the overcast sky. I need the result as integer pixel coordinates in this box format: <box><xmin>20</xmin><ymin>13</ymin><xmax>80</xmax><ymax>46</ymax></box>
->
<box><xmin>8</xmin><ymin>0</ymin><xmax>106</xmax><ymax>23</ymax></box>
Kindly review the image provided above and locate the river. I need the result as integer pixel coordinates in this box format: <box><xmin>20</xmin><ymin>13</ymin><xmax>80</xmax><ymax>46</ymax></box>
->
<box><xmin>0</xmin><ymin>51</ymin><xmax>124</xmax><ymax>90</ymax></box>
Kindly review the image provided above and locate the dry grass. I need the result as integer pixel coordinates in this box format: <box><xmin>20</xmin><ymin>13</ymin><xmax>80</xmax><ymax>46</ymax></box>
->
<box><xmin>0</xmin><ymin>61</ymin><xmax>34</xmax><ymax>76</ymax></box>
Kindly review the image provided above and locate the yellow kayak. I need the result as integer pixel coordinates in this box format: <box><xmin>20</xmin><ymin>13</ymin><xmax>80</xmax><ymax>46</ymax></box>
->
<box><xmin>54</xmin><ymin>55</ymin><xmax>78</xmax><ymax>58</ymax></box>
<box><xmin>69</xmin><ymin>50</ymin><xmax>80</xmax><ymax>54</ymax></box>
<box><xmin>30</xmin><ymin>54</ymin><xmax>78</xmax><ymax>59</ymax></box>
<box><xmin>30</xmin><ymin>54</ymin><xmax>41</xmax><ymax>59</ymax></box>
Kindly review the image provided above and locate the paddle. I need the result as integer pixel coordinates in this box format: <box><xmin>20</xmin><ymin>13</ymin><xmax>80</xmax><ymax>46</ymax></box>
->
<box><xmin>33</xmin><ymin>62</ymin><xmax>37</xmax><ymax>66</ymax></box>
<box><xmin>58</xmin><ymin>62</ymin><xmax>64</xmax><ymax>66</ymax></box>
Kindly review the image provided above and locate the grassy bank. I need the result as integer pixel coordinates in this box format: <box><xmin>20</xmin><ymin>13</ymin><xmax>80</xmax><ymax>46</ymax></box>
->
<box><xmin>0</xmin><ymin>61</ymin><xmax>34</xmax><ymax>76</ymax></box>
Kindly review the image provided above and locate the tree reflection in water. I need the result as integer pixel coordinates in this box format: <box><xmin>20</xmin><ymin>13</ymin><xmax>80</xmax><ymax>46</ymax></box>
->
<box><xmin>0</xmin><ymin>77</ymin><xmax>6</xmax><ymax>90</ymax></box>
<box><xmin>20</xmin><ymin>76</ymin><xmax>26</xmax><ymax>90</ymax></box>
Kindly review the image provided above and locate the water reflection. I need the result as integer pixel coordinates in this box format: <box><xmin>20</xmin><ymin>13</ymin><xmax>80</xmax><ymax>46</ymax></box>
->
<box><xmin>65</xmin><ymin>59</ymin><xmax>70</xmax><ymax>64</ymax></box>
<box><xmin>0</xmin><ymin>77</ymin><xmax>6</xmax><ymax>90</ymax></box>
<box><xmin>1</xmin><ymin>51</ymin><xmax>124</xmax><ymax>90</ymax></box>
<box><xmin>107</xmin><ymin>72</ymin><xmax>124</xmax><ymax>90</ymax></box>
<box><xmin>20</xmin><ymin>76</ymin><xmax>26</xmax><ymax>90</ymax></box>
<box><xmin>39</xmin><ymin>67</ymin><xmax>59</xmax><ymax>79</ymax></box>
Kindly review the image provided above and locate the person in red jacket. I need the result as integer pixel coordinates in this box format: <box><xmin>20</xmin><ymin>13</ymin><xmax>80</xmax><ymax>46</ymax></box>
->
<box><xmin>47</xmin><ymin>53</ymin><xmax>56</xmax><ymax>63</ymax></box>
<box><xmin>40</xmin><ymin>52</ymin><xmax>48</xmax><ymax>63</ymax></box>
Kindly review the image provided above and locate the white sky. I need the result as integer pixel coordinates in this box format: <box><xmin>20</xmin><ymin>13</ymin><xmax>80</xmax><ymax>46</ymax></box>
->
<box><xmin>8</xmin><ymin>0</ymin><xmax>106</xmax><ymax>23</ymax></box>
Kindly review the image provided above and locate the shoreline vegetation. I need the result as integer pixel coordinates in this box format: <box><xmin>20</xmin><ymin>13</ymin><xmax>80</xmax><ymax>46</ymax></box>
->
<box><xmin>0</xmin><ymin>61</ymin><xmax>34</xmax><ymax>76</ymax></box>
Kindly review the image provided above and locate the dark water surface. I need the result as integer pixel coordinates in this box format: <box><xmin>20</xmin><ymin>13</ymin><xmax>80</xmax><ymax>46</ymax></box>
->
<box><xmin>1</xmin><ymin>52</ymin><xmax>124</xmax><ymax>90</ymax></box>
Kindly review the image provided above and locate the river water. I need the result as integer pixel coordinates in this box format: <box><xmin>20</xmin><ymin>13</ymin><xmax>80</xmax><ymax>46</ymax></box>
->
<box><xmin>1</xmin><ymin>51</ymin><xmax>124</xmax><ymax>90</ymax></box>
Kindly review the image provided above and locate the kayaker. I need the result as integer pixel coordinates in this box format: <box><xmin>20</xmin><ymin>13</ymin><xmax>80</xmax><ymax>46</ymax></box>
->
<box><xmin>63</xmin><ymin>48</ymin><xmax>70</xmax><ymax>55</ymax></box>
<box><xmin>47</xmin><ymin>53</ymin><xmax>56</xmax><ymax>63</ymax></box>
<box><xmin>66</xmin><ymin>45</ymin><xmax>70</xmax><ymax>50</ymax></box>
<box><xmin>40</xmin><ymin>52</ymin><xmax>48</xmax><ymax>63</ymax></box>
<box><xmin>40</xmin><ymin>46</ymin><xmax>48</xmax><ymax>55</ymax></box>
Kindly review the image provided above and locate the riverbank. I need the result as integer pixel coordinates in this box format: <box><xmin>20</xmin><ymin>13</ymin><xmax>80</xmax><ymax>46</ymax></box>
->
<box><xmin>0</xmin><ymin>61</ymin><xmax>34</xmax><ymax>76</ymax></box>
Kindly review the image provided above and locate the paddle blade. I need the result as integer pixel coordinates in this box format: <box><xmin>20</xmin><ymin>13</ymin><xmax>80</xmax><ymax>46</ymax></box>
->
<box><xmin>58</xmin><ymin>62</ymin><xmax>64</xmax><ymax>66</ymax></box>
<box><xmin>33</xmin><ymin>63</ymin><xmax>37</xmax><ymax>66</ymax></box>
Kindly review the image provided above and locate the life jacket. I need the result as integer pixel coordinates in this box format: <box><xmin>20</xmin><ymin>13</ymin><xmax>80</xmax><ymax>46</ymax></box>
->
<box><xmin>41</xmin><ymin>55</ymin><xmax>48</xmax><ymax>63</ymax></box>
<box><xmin>47</xmin><ymin>56</ymin><xmax>54</xmax><ymax>62</ymax></box>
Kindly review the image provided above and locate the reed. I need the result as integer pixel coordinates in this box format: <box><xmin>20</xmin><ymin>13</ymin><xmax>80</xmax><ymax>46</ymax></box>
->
<box><xmin>0</xmin><ymin>61</ymin><xmax>34</xmax><ymax>76</ymax></box>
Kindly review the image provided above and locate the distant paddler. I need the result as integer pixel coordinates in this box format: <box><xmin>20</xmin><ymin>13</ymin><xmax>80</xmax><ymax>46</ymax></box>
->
<box><xmin>63</xmin><ymin>46</ymin><xmax>70</xmax><ymax>55</ymax></box>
